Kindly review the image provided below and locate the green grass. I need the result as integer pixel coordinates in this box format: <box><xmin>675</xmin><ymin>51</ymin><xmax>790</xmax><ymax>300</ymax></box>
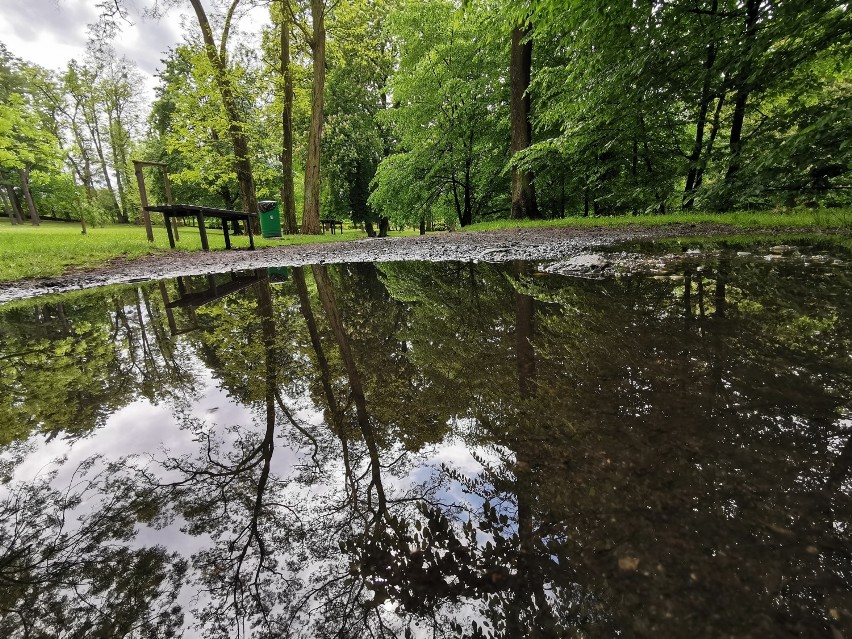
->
<box><xmin>606</xmin><ymin>233</ymin><xmax>852</xmax><ymax>256</ymax></box>
<box><xmin>0</xmin><ymin>221</ymin><xmax>374</xmax><ymax>283</ymax></box>
<box><xmin>1</xmin><ymin>208</ymin><xmax>849</xmax><ymax>284</ymax></box>
<box><xmin>464</xmin><ymin>208</ymin><xmax>852</xmax><ymax>232</ymax></box>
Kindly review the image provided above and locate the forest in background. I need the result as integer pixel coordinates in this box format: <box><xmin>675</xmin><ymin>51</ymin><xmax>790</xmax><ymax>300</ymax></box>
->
<box><xmin>0</xmin><ymin>0</ymin><xmax>850</xmax><ymax>236</ymax></box>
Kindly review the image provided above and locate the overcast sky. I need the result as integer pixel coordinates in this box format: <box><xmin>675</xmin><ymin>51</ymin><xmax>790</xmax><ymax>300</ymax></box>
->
<box><xmin>0</xmin><ymin>0</ymin><xmax>266</xmax><ymax>100</ymax></box>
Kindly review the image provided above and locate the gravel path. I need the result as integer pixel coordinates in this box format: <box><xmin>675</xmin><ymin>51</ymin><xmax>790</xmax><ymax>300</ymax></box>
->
<box><xmin>0</xmin><ymin>223</ymin><xmax>797</xmax><ymax>303</ymax></box>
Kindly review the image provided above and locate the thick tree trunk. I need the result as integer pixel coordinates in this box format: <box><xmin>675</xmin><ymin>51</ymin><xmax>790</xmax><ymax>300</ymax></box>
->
<box><xmin>302</xmin><ymin>0</ymin><xmax>326</xmax><ymax>235</ymax></box>
<box><xmin>189</xmin><ymin>0</ymin><xmax>259</xmax><ymax>232</ymax></box>
<box><xmin>20</xmin><ymin>168</ymin><xmax>41</xmax><ymax>226</ymax></box>
<box><xmin>462</xmin><ymin>170</ymin><xmax>473</xmax><ymax>227</ymax></box>
<box><xmin>280</xmin><ymin>1</ymin><xmax>298</xmax><ymax>234</ymax></box>
<box><xmin>364</xmin><ymin>220</ymin><xmax>376</xmax><ymax>237</ymax></box>
<box><xmin>378</xmin><ymin>217</ymin><xmax>389</xmax><ymax>237</ymax></box>
<box><xmin>510</xmin><ymin>24</ymin><xmax>539</xmax><ymax>220</ymax></box>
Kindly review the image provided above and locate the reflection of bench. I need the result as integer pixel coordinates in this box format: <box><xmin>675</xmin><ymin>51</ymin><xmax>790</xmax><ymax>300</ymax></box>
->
<box><xmin>320</xmin><ymin>218</ymin><xmax>344</xmax><ymax>234</ymax></box>
<box><xmin>159</xmin><ymin>271</ymin><xmax>267</xmax><ymax>335</ymax></box>
<box><xmin>145</xmin><ymin>204</ymin><xmax>256</xmax><ymax>251</ymax></box>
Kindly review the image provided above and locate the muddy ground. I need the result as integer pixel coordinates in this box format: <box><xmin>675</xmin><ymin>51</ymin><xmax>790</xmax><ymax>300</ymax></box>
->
<box><xmin>0</xmin><ymin>223</ymin><xmax>825</xmax><ymax>303</ymax></box>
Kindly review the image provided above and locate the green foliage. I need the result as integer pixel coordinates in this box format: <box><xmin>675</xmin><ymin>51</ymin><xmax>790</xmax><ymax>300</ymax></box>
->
<box><xmin>524</xmin><ymin>0</ymin><xmax>852</xmax><ymax>214</ymax></box>
<box><xmin>369</xmin><ymin>0</ymin><xmax>510</xmax><ymax>228</ymax></box>
<box><xmin>321</xmin><ymin>0</ymin><xmax>394</xmax><ymax>227</ymax></box>
<box><xmin>0</xmin><ymin>93</ymin><xmax>63</xmax><ymax>175</ymax></box>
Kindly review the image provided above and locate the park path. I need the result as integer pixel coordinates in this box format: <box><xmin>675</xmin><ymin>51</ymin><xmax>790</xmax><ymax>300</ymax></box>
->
<box><xmin>0</xmin><ymin>223</ymin><xmax>778</xmax><ymax>303</ymax></box>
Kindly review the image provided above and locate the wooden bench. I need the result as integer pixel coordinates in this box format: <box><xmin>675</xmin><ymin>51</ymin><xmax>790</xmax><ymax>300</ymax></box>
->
<box><xmin>320</xmin><ymin>218</ymin><xmax>344</xmax><ymax>234</ymax></box>
<box><xmin>145</xmin><ymin>204</ymin><xmax>257</xmax><ymax>251</ymax></box>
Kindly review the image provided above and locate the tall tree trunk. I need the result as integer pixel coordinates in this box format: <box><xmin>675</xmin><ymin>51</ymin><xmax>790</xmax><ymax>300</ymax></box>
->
<box><xmin>114</xmin><ymin>110</ymin><xmax>132</xmax><ymax>220</ymax></box>
<box><xmin>70</xmin><ymin>121</ymin><xmax>96</xmax><ymax>201</ymax></box>
<box><xmin>20</xmin><ymin>168</ymin><xmax>41</xmax><ymax>226</ymax></box>
<box><xmin>107</xmin><ymin>111</ymin><xmax>129</xmax><ymax>223</ymax></box>
<box><xmin>1</xmin><ymin>189</ymin><xmax>17</xmax><ymax>224</ymax></box>
<box><xmin>5</xmin><ymin>186</ymin><xmax>24</xmax><ymax>223</ymax></box>
<box><xmin>683</xmin><ymin>0</ymin><xmax>719</xmax><ymax>210</ymax></box>
<box><xmin>85</xmin><ymin>108</ymin><xmax>121</xmax><ymax>220</ymax></box>
<box><xmin>694</xmin><ymin>92</ymin><xmax>726</xmax><ymax>193</ymax></box>
<box><xmin>189</xmin><ymin>0</ymin><xmax>259</xmax><ymax>231</ymax></box>
<box><xmin>279</xmin><ymin>1</ymin><xmax>298</xmax><ymax>234</ymax></box>
<box><xmin>724</xmin><ymin>0</ymin><xmax>760</xmax><ymax>193</ymax></box>
<box><xmin>510</xmin><ymin>23</ymin><xmax>539</xmax><ymax>220</ymax></box>
<box><xmin>302</xmin><ymin>0</ymin><xmax>326</xmax><ymax>235</ymax></box>
<box><xmin>461</xmin><ymin>163</ymin><xmax>473</xmax><ymax>227</ymax></box>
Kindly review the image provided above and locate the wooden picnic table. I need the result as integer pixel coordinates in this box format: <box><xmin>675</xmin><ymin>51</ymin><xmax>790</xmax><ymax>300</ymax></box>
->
<box><xmin>145</xmin><ymin>204</ymin><xmax>257</xmax><ymax>251</ymax></box>
<box><xmin>320</xmin><ymin>218</ymin><xmax>344</xmax><ymax>234</ymax></box>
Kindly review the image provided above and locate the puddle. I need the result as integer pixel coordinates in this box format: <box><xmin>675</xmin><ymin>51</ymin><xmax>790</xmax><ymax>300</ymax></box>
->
<box><xmin>0</xmin><ymin>251</ymin><xmax>850</xmax><ymax>637</ymax></box>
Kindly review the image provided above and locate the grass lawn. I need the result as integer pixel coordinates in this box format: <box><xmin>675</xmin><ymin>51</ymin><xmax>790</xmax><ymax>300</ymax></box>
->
<box><xmin>464</xmin><ymin>207</ymin><xmax>851</xmax><ymax>232</ymax></box>
<box><xmin>0</xmin><ymin>221</ymin><xmax>376</xmax><ymax>283</ymax></box>
<box><xmin>1</xmin><ymin>208</ymin><xmax>848</xmax><ymax>283</ymax></box>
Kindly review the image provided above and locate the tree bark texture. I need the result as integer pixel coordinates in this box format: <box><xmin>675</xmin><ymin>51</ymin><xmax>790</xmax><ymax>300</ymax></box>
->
<box><xmin>302</xmin><ymin>0</ymin><xmax>326</xmax><ymax>235</ymax></box>
<box><xmin>1</xmin><ymin>189</ymin><xmax>19</xmax><ymax>224</ymax></box>
<box><xmin>86</xmin><ymin>113</ymin><xmax>121</xmax><ymax>219</ymax></box>
<box><xmin>280</xmin><ymin>1</ymin><xmax>298</xmax><ymax>234</ymax></box>
<box><xmin>510</xmin><ymin>24</ymin><xmax>539</xmax><ymax>220</ymax></box>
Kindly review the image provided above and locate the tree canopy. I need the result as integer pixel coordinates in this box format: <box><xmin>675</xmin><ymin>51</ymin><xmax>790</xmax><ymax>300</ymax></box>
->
<box><xmin>0</xmin><ymin>0</ymin><xmax>849</xmax><ymax>230</ymax></box>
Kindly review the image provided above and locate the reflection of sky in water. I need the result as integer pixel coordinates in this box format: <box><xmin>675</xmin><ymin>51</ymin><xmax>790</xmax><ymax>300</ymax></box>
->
<box><xmin>0</xmin><ymin>255</ymin><xmax>850</xmax><ymax>637</ymax></box>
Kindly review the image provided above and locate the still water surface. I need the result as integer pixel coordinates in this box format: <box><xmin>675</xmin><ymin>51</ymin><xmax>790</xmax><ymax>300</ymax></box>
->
<box><xmin>0</xmin><ymin>248</ymin><xmax>850</xmax><ymax>638</ymax></box>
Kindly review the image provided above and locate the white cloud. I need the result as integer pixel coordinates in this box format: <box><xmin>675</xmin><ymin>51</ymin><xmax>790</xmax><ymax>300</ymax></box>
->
<box><xmin>1</xmin><ymin>1</ymin><xmax>269</xmax><ymax>109</ymax></box>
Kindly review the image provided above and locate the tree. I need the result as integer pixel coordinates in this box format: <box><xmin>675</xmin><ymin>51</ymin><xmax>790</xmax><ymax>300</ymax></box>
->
<box><xmin>370</xmin><ymin>0</ymin><xmax>510</xmax><ymax>228</ymax></box>
<box><xmin>274</xmin><ymin>0</ymin><xmax>300</xmax><ymax>234</ymax></box>
<box><xmin>0</xmin><ymin>94</ymin><xmax>63</xmax><ymax>225</ymax></box>
<box><xmin>509</xmin><ymin>16</ymin><xmax>539</xmax><ymax>220</ymax></box>
<box><xmin>322</xmin><ymin>0</ymin><xmax>393</xmax><ymax>236</ymax></box>
<box><xmin>187</xmin><ymin>0</ymin><xmax>260</xmax><ymax>224</ymax></box>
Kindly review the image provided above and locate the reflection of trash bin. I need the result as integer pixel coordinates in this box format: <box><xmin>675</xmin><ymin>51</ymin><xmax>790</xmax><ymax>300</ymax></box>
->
<box><xmin>258</xmin><ymin>200</ymin><xmax>281</xmax><ymax>238</ymax></box>
<box><xmin>267</xmin><ymin>266</ymin><xmax>289</xmax><ymax>282</ymax></box>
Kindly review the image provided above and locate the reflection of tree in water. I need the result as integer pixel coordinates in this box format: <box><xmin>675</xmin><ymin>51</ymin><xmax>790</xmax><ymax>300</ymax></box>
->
<box><xmin>359</xmin><ymin>258</ymin><xmax>852</xmax><ymax>637</ymax></box>
<box><xmin>0</xmin><ymin>462</ymin><xmax>186</xmax><ymax>637</ymax></box>
<box><xmin>0</xmin><ymin>284</ymin><xmax>199</xmax><ymax>445</ymax></box>
<box><xmin>0</xmin><ymin>255</ymin><xmax>850</xmax><ymax>637</ymax></box>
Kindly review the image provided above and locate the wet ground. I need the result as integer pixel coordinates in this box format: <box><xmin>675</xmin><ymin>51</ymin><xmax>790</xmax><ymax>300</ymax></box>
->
<box><xmin>0</xmin><ymin>223</ymin><xmax>809</xmax><ymax>303</ymax></box>
<box><xmin>1</xmin><ymin>239</ymin><xmax>850</xmax><ymax>638</ymax></box>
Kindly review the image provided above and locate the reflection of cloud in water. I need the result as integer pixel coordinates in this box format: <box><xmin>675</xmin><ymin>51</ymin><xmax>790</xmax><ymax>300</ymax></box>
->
<box><xmin>8</xmin><ymin>365</ymin><xmax>253</xmax><ymax>486</ymax></box>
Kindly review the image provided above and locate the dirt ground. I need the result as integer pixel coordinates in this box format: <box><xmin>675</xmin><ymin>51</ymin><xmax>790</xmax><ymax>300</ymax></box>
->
<box><xmin>0</xmin><ymin>223</ymin><xmax>807</xmax><ymax>303</ymax></box>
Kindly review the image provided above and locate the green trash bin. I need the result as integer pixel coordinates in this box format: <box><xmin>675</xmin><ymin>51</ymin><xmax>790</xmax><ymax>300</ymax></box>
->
<box><xmin>258</xmin><ymin>200</ymin><xmax>281</xmax><ymax>238</ymax></box>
